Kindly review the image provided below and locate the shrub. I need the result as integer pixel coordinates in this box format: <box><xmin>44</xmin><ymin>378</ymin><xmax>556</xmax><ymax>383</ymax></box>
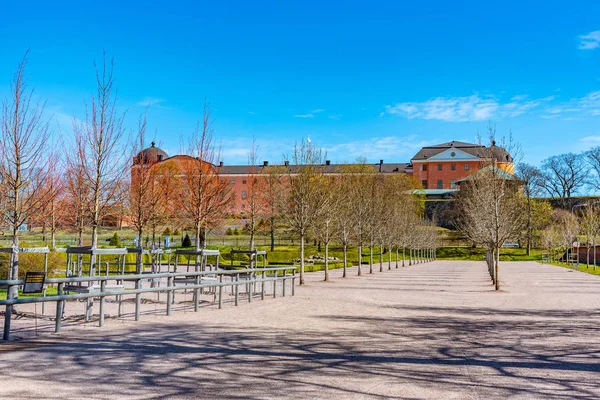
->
<box><xmin>109</xmin><ymin>233</ymin><xmax>123</xmax><ymax>247</ymax></box>
<box><xmin>226</xmin><ymin>227</ymin><xmax>233</xmax><ymax>236</ymax></box>
<box><xmin>234</xmin><ymin>228</ymin><xmax>241</xmax><ymax>236</ymax></box>
<box><xmin>182</xmin><ymin>234</ymin><xmax>192</xmax><ymax>247</ymax></box>
<box><xmin>173</xmin><ymin>229</ymin><xmax>180</xmax><ymax>236</ymax></box>
<box><xmin>163</xmin><ymin>227</ymin><xmax>172</xmax><ymax>236</ymax></box>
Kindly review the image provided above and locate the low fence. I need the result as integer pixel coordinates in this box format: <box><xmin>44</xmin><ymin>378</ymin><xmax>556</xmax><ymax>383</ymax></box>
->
<box><xmin>1</xmin><ymin>265</ymin><xmax>297</xmax><ymax>341</ymax></box>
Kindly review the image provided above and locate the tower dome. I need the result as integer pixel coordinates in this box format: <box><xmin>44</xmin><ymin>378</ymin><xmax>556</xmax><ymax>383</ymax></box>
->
<box><xmin>134</xmin><ymin>142</ymin><xmax>168</xmax><ymax>164</ymax></box>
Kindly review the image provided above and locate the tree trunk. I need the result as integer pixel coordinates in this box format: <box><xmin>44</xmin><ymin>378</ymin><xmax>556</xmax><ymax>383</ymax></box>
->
<box><xmin>495</xmin><ymin>246</ymin><xmax>500</xmax><ymax>290</ymax></box>
<box><xmin>369</xmin><ymin>244</ymin><xmax>373</xmax><ymax>274</ymax></box>
<box><xmin>195</xmin><ymin>225</ymin><xmax>202</xmax><ymax>252</ymax></box>
<box><xmin>8</xmin><ymin>233</ymin><xmax>19</xmax><ymax>301</ymax></box>
<box><xmin>299</xmin><ymin>234</ymin><xmax>305</xmax><ymax>285</ymax></box>
<box><xmin>270</xmin><ymin>216</ymin><xmax>275</xmax><ymax>252</ymax></box>
<box><xmin>379</xmin><ymin>244</ymin><xmax>383</xmax><ymax>272</ymax></box>
<box><xmin>526</xmin><ymin>197</ymin><xmax>532</xmax><ymax>256</ymax></box>
<box><xmin>250</xmin><ymin>231</ymin><xmax>255</xmax><ymax>251</ymax></box>
<box><xmin>388</xmin><ymin>247</ymin><xmax>392</xmax><ymax>270</ymax></box>
<box><xmin>358</xmin><ymin>245</ymin><xmax>362</xmax><ymax>276</ymax></box>
<box><xmin>324</xmin><ymin>243</ymin><xmax>329</xmax><ymax>281</ymax></box>
<box><xmin>343</xmin><ymin>243</ymin><xmax>347</xmax><ymax>278</ymax></box>
<box><xmin>402</xmin><ymin>247</ymin><xmax>405</xmax><ymax>267</ymax></box>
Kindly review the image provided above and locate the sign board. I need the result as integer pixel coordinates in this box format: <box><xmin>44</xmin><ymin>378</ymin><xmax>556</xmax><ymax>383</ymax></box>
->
<box><xmin>22</xmin><ymin>271</ymin><xmax>46</xmax><ymax>294</ymax></box>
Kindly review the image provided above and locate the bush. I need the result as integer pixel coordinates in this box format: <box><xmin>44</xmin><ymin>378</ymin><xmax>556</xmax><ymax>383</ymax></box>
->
<box><xmin>173</xmin><ymin>229</ymin><xmax>180</xmax><ymax>236</ymax></box>
<box><xmin>182</xmin><ymin>234</ymin><xmax>192</xmax><ymax>247</ymax></box>
<box><xmin>234</xmin><ymin>228</ymin><xmax>241</xmax><ymax>236</ymax></box>
<box><xmin>163</xmin><ymin>227</ymin><xmax>172</xmax><ymax>236</ymax></box>
<box><xmin>226</xmin><ymin>227</ymin><xmax>233</xmax><ymax>236</ymax></box>
<box><xmin>109</xmin><ymin>233</ymin><xmax>123</xmax><ymax>247</ymax></box>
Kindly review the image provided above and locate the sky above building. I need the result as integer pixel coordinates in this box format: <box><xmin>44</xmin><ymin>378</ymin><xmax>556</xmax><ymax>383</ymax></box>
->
<box><xmin>1</xmin><ymin>1</ymin><xmax>599</xmax><ymax>166</ymax></box>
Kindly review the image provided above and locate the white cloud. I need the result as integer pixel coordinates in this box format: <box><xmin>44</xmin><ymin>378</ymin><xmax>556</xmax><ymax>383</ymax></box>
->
<box><xmin>247</xmin><ymin>111</ymin><xmax>257</xmax><ymax>115</ymax></box>
<box><xmin>384</xmin><ymin>94</ymin><xmax>551</xmax><ymax>122</ymax></box>
<box><xmin>581</xmin><ymin>135</ymin><xmax>600</xmax><ymax>145</ymax></box>
<box><xmin>138</xmin><ymin>97</ymin><xmax>166</xmax><ymax>107</ymax></box>
<box><xmin>294</xmin><ymin>109</ymin><xmax>325</xmax><ymax>118</ymax></box>
<box><xmin>578</xmin><ymin>30</ymin><xmax>600</xmax><ymax>50</ymax></box>
<box><xmin>545</xmin><ymin>90</ymin><xmax>600</xmax><ymax>117</ymax></box>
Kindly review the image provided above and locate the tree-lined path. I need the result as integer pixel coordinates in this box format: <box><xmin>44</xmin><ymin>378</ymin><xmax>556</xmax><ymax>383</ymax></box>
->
<box><xmin>2</xmin><ymin>261</ymin><xmax>600</xmax><ymax>399</ymax></box>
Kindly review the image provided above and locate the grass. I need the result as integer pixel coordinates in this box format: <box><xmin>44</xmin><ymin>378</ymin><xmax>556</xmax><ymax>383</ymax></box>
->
<box><xmin>0</xmin><ymin>287</ymin><xmax>59</xmax><ymax>301</ymax></box>
<box><xmin>546</xmin><ymin>261</ymin><xmax>600</xmax><ymax>276</ymax></box>
<box><xmin>436</xmin><ymin>247</ymin><xmax>544</xmax><ymax>262</ymax></box>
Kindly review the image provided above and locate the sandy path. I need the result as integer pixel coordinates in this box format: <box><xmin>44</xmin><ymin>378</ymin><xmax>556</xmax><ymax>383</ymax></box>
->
<box><xmin>1</xmin><ymin>260</ymin><xmax>600</xmax><ymax>399</ymax></box>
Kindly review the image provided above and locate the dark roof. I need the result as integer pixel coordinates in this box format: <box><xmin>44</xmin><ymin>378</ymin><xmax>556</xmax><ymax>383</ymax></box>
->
<box><xmin>218</xmin><ymin>162</ymin><xmax>410</xmax><ymax>175</ymax></box>
<box><xmin>135</xmin><ymin>142</ymin><xmax>168</xmax><ymax>164</ymax></box>
<box><xmin>411</xmin><ymin>140</ymin><xmax>512</xmax><ymax>163</ymax></box>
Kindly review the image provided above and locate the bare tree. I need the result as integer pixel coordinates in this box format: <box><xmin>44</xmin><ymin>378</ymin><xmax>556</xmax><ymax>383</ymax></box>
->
<box><xmin>538</xmin><ymin>153</ymin><xmax>588</xmax><ymax>208</ymax></box>
<box><xmin>73</xmin><ymin>53</ymin><xmax>127</xmax><ymax>248</ymax></box>
<box><xmin>311</xmin><ymin>175</ymin><xmax>339</xmax><ymax>281</ymax></box>
<box><xmin>0</xmin><ymin>52</ymin><xmax>53</xmax><ymax>301</ymax></box>
<box><xmin>262</xmin><ymin>164</ymin><xmax>286</xmax><ymax>251</ymax></box>
<box><xmin>64</xmin><ymin>147</ymin><xmax>91</xmax><ymax>245</ymax></box>
<box><xmin>346</xmin><ymin>161</ymin><xmax>377</xmax><ymax>276</ymax></box>
<box><xmin>243</xmin><ymin>139</ymin><xmax>266</xmax><ymax>250</ymax></box>
<box><xmin>129</xmin><ymin>111</ymin><xmax>161</xmax><ymax>245</ymax></box>
<box><xmin>333</xmin><ymin>169</ymin><xmax>355</xmax><ymax>277</ymax></box>
<box><xmin>585</xmin><ymin>146</ymin><xmax>600</xmax><ymax>193</ymax></box>
<box><xmin>29</xmin><ymin>163</ymin><xmax>62</xmax><ymax>248</ymax></box>
<box><xmin>516</xmin><ymin>162</ymin><xmax>543</xmax><ymax>255</ymax></box>
<box><xmin>579</xmin><ymin>204</ymin><xmax>599</xmax><ymax>267</ymax></box>
<box><xmin>550</xmin><ymin>209</ymin><xmax>580</xmax><ymax>265</ymax></box>
<box><xmin>178</xmin><ymin>101</ymin><xmax>232</xmax><ymax>250</ymax></box>
<box><xmin>283</xmin><ymin>139</ymin><xmax>327</xmax><ymax>285</ymax></box>
<box><xmin>455</xmin><ymin>134</ymin><xmax>526</xmax><ymax>290</ymax></box>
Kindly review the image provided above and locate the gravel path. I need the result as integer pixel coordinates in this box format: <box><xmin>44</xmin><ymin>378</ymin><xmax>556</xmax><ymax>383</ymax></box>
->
<box><xmin>1</xmin><ymin>260</ymin><xmax>600</xmax><ymax>399</ymax></box>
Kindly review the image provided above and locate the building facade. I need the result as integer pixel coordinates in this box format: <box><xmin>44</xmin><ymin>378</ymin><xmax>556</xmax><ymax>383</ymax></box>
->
<box><xmin>133</xmin><ymin>140</ymin><xmax>514</xmax><ymax>214</ymax></box>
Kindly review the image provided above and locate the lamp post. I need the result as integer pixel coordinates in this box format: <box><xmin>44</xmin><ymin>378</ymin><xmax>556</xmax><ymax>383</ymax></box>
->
<box><xmin>571</xmin><ymin>204</ymin><xmax>587</xmax><ymax>267</ymax></box>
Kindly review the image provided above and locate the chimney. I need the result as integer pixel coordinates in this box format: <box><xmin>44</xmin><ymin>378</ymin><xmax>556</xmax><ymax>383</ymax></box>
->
<box><xmin>219</xmin><ymin>161</ymin><xmax>223</xmax><ymax>167</ymax></box>
<box><xmin>263</xmin><ymin>161</ymin><xmax>268</xmax><ymax>166</ymax></box>
<box><xmin>325</xmin><ymin>160</ymin><xmax>331</xmax><ymax>166</ymax></box>
<box><xmin>379</xmin><ymin>159</ymin><xmax>383</xmax><ymax>172</ymax></box>
<box><xmin>284</xmin><ymin>161</ymin><xmax>289</xmax><ymax>167</ymax></box>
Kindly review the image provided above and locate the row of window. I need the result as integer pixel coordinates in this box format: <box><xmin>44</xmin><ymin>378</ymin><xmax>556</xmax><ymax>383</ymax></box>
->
<box><xmin>422</xmin><ymin>163</ymin><xmax>469</xmax><ymax>171</ymax></box>
<box><xmin>220</xmin><ymin>178</ymin><xmax>258</xmax><ymax>184</ymax></box>
<box><xmin>421</xmin><ymin>180</ymin><xmax>457</xmax><ymax>189</ymax></box>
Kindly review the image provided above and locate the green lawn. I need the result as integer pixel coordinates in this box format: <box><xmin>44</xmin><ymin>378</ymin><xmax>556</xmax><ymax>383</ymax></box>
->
<box><xmin>547</xmin><ymin>261</ymin><xmax>600</xmax><ymax>276</ymax></box>
<box><xmin>436</xmin><ymin>247</ymin><xmax>544</xmax><ymax>262</ymax></box>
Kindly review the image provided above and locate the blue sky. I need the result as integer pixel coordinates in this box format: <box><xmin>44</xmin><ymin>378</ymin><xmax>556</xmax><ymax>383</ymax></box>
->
<box><xmin>1</xmin><ymin>1</ymin><xmax>599</xmax><ymax>165</ymax></box>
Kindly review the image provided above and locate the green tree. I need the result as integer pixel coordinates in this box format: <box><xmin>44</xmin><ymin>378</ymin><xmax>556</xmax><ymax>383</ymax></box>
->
<box><xmin>109</xmin><ymin>232</ymin><xmax>123</xmax><ymax>247</ymax></box>
<box><xmin>182</xmin><ymin>233</ymin><xmax>192</xmax><ymax>247</ymax></box>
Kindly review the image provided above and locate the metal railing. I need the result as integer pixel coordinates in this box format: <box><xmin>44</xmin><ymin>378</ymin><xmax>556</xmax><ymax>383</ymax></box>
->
<box><xmin>1</xmin><ymin>265</ymin><xmax>296</xmax><ymax>341</ymax></box>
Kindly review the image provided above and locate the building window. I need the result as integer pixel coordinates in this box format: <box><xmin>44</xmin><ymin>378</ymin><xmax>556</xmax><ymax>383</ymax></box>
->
<box><xmin>451</xmin><ymin>164</ymin><xmax>456</xmax><ymax>171</ymax></box>
<box><xmin>421</xmin><ymin>180</ymin><xmax>427</xmax><ymax>188</ymax></box>
<box><xmin>231</xmin><ymin>178</ymin><xmax>235</xmax><ymax>184</ymax></box>
<box><xmin>450</xmin><ymin>180</ymin><xmax>456</xmax><ymax>189</ymax></box>
<box><xmin>242</xmin><ymin>179</ymin><xmax>247</xmax><ymax>184</ymax></box>
<box><xmin>437</xmin><ymin>180</ymin><xmax>443</xmax><ymax>189</ymax></box>
<box><xmin>241</xmin><ymin>191</ymin><xmax>247</xmax><ymax>199</ymax></box>
<box><xmin>422</xmin><ymin>164</ymin><xmax>427</xmax><ymax>171</ymax></box>
<box><xmin>464</xmin><ymin>164</ymin><xmax>469</xmax><ymax>171</ymax></box>
<box><xmin>437</xmin><ymin>164</ymin><xmax>442</xmax><ymax>171</ymax></box>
